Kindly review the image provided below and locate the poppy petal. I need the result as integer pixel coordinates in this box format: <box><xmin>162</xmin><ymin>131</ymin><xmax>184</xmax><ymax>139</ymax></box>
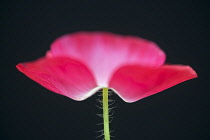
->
<box><xmin>109</xmin><ymin>65</ymin><xmax>197</xmax><ymax>103</ymax></box>
<box><xmin>16</xmin><ymin>57</ymin><xmax>99</xmax><ymax>101</ymax></box>
<box><xmin>48</xmin><ymin>32</ymin><xmax>166</xmax><ymax>87</ymax></box>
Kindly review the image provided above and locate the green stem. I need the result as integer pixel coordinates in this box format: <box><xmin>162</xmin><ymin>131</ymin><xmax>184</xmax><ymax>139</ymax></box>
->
<box><xmin>103</xmin><ymin>88</ymin><xmax>110</xmax><ymax>140</ymax></box>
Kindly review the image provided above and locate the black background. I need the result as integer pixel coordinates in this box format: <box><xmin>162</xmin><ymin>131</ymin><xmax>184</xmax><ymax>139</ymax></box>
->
<box><xmin>2</xmin><ymin>0</ymin><xmax>210</xmax><ymax>140</ymax></box>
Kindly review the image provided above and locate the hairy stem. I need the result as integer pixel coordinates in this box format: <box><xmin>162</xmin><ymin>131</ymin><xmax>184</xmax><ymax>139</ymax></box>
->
<box><xmin>103</xmin><ymin>88</ymin><xmax>110</xmax><ymax>140</ymax></box>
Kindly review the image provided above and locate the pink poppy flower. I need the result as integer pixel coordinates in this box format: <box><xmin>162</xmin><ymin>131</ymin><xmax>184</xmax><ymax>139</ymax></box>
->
<box><xmin>16</xmin><ymin>32</ymin><xmax>197</xmax><ymax>102</ymax></box>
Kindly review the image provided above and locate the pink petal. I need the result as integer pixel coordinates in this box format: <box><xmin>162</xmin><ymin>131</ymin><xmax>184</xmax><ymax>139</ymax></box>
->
<box><xmin>16</xmin><ymin>57</ymin><xmax>99</xmax><ymax>101</ymax></box>
<box><xmin>48</xmin><ymin>32</ymin><xmax>166</xmax><ymax>87</ymax></box>
<box><xmin>109</xmin><ymin>65</ymin><xmax>197</xmax><ymax>103</ymax></box>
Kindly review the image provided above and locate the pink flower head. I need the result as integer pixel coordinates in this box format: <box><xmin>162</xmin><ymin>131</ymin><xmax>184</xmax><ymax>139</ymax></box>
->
<box><xmin>16</xmin><ymin>32</ymin><xmax>197</xmax><ymax>102</ymax></box>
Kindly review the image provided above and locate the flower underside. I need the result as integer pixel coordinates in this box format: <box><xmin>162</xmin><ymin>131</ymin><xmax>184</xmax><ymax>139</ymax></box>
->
<box><xmin>16</xmin><ymin>31</ymin><xmax>197</xmax><ymax>102</ymax></box>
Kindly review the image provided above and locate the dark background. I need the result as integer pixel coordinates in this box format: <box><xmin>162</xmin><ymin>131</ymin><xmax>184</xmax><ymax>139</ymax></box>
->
<box><xmin>2</xmin><ymin>0</ymin><xmax>209</xmax><ymax>140</ymax></box>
